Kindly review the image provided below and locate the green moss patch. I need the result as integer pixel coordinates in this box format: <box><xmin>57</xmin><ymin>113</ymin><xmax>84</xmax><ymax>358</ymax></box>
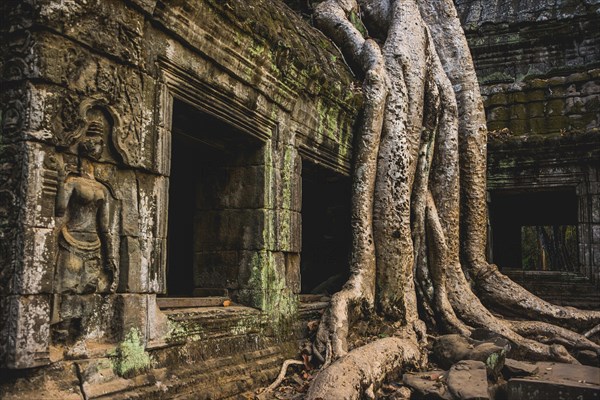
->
<box><xmin>112</xmin><ymin>328</ymin><xmax>152</xmax><ymax>378</ymax></box>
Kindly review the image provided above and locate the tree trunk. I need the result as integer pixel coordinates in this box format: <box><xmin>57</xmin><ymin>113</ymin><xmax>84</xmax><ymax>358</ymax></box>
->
<box><xmin>307</xmin><ymin>0</ymin><xmax>600</xmax><ymax>397</ymax></box>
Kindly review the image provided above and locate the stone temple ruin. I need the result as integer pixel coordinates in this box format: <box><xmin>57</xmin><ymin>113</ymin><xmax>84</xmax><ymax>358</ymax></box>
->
<box><xmin>0</xmin><ymin>0</ymin><xmax>598</xmax><ymax>398</ymax></box>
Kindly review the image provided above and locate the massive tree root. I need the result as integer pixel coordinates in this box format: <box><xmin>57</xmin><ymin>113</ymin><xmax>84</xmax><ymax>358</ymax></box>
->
<box><xmin>306</xmin><ymin>0</ymin><xmax>600</xmax><ymax>398</ymax></box>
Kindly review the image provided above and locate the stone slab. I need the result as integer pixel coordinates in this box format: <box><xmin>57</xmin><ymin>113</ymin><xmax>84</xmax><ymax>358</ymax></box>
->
<box><xmin>447</xmin><ymin>360</ymin><xmax>490</xmax><ymax>400</ymax></box>
<box><xmin>507</xmin><ymin>362</ymin><xmax>600</xmax><ymax>400</ymax></box>
<box><xmin>402</xmin><ymin>370</ymin><xmax>453</xmax><ymax>400</ymax></box>
<box><xmin>503</xmin><ymin>358</ymin><xmax>539</xmax><ymax>377</ymax></box>
<box><xmin>156</xmin><ymin>296</ymin><xmax>230</xmax><ymax>308</ymax></box>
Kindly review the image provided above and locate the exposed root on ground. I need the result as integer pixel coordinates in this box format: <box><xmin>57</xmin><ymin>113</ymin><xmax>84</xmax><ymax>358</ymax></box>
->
<box><xmin>260</xmin><ymin>359</ymin><xmax>305</xmax><ymax>397</ymax></box>
<box><xmin>475</xmin><ymin>265</ymin><xmax>600</xmax><ymax>330</ymax></box>
<box><xmin>584</xmin><ymin>324</ymin><xmax>600</xmax><ymax>338</ymax></box>
<box><xmin>307</xmin><ymin>336</ymin><xmax>421</xmax><ymax>400</ymax></box>
<box><xmin>508</xmin><ymin>320</ymin><xmax>600</xmax><ymax>353</ymax></box>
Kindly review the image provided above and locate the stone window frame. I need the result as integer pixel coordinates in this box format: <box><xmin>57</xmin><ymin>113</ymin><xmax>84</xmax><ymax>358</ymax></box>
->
<box><xmin>487</xmin><ymin>164</ymin><xmax>594</xmax><ymax>280</ymax></box>
<box><xmin>154</xmin><ymin>58</ymin><xmax>278</xmax><ymax>298</ymax></box>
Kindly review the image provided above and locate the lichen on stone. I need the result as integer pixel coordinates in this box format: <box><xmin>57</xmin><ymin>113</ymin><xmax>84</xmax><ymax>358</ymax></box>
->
<box><xmin>111</xmin><ymin>328</ymin><xmax>151</xmax><ymax>378</ymax></box>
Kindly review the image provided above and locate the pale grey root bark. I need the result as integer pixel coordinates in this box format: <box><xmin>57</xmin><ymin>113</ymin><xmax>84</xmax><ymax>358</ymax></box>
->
<box><xmin>307</xmin><ymin>337</ymin><xmax>421</xmax><ymax>400</ymax></box>
<box><xmin>308</xmin><ymin>0</ymin><xmax>600</xmax><ymax>398</ymax></box>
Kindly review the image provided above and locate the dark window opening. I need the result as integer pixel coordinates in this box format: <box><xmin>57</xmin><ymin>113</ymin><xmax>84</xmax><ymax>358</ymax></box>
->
<box><xmin>489</xmin><ymin>188</ymin><xmax>578</xmax><ymax>271</ymax></box>
<box><xmin>166</xmin><ymin>99</ymin><xmax>263</xmax><ymax>299</ymax></box>
<box><xmin>301</xmin><ymin>161</ymin><xmax>351</xmax><ymax>295</ymax></box>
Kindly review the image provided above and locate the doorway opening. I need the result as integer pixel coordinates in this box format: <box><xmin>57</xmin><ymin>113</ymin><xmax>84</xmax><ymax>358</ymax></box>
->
<box><xmin>165</xmin><ymin>99</ymin><xmax>263</xmax><ymax>299</ymax></box>
<box><xmin>300</xmin><ymin>161</ymin><xmax>351</xmax><ymax>295</ymax></box>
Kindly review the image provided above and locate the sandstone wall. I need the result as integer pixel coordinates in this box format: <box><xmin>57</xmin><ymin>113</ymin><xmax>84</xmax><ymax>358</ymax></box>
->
<box><xmin>456</xmin><ymin>0</ymin><xmax>600</xmax><ymax>135</ymax></box>
<box><xmin>456</xmin><ymin>0</ymin><xmax>600</xmax><ymax>281</ymax></box>
<box><xmin>0</xmin><ymin>0</ymin><xmax>360</xmax><ymax>371</ymax></box>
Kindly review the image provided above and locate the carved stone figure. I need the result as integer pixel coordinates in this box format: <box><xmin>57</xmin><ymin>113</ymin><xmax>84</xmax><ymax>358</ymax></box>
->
<box><xmin>54</xmin><ymin>120</ymin><xmax>117</xmax><ymax>294</ymax></box>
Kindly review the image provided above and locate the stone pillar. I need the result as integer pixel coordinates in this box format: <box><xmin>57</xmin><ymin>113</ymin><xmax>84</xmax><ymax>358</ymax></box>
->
<box><xmin>237</xmin><ymin>130</ymin><xmax>302</xmax><ymax>321</ymax></box>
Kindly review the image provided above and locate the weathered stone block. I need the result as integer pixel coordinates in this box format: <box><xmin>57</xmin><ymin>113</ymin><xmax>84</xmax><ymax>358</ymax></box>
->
<box><xmin>22</xmin><ymin>141</ymin><xmax>60</xmax><ymax>229</ymax></box>
<box><xmin>547</xmin><ymin>76</ymin><xmax>566</xmax><ymax>86</ymax></box>
<box><xmin>592</xmin><ymin>195</ymin><xmax>600</xmax><ymax>223</ymax></box>
<box><xmin>115</xmin><ymin>170</ymin><xmax>140</xmax><ymax>237</ymax></box>
<box><xmin>237</xmin><ymin>250</ymin><xmax>258</xmax><ymax>289</ymax></box>
<box><xmin>119</xmin><ymin>236</ymin><xmax>146</xmax><ymax>293</ymax></box>
<box><xmin>147</xmin><ymin>295</ymin><xmax>168</xmax><ymax>341</ymax></box>
<box><xmin>194</xmin><ymin>209</ymin><xmax>265</xmax><ymax>251</ymax></box>
<box><xmin>285</xmin><ymin>253</ymin><xmax>301</xmax><ymax>294</ymax></box>
<box><xmin>0</xmin><ymin>144</ymin><xmax>24</xmax><ymax>228</ymax></box>
<box><xmin>154</xmin><ymin>126</ymin><xmax>172</xmax><ymax>176</ymax></box>
<box><xmin>592</xmin><ymin>225</ymin><xmax>600</xmax><ymax>244</ymax></box>
<box><xmin>546</xmin><ymin>99</ymin><xmax>565</xmax><ymax>116</ymax></box>
<box><xmin>279</xmin><ymin>145</ymin><xmax>302</xmax><ymax>212</ymax></box>
<box><xmin>506</xmin><ymin>362</ymin><xmax>600</xmax><ymax>400</ymax></box>
<box><xmin>77</xmin><ymin>358</ymin><xmax>133</xmax><ymax>400</ymax></box>
<box><xmin>239</xmin><ymin>251</ymin><xmax>286</xmax><ymax>293</ymax></box>
<box><xmin>593</xmin><ymin>245</ymin><xmax>600</xmax><ymax>267</ymax></box>
<box><xmin>135</xmin><ymin>172</ymin><xmax>169</xmax><ymax>238</ymax></box>
<box><xmin>579</xmin><ymin>243</ymin><xmax>591</xmax><ymax>267</ymax></box>
<box><xmin>149</xmin><ymin>238</ymin><xmax>166</xmax><ymax>293</ymax></box>
<box><xmin>528</xmin><ymin>117</ymin><xmax>545</xmax><ymax>133</ymax></box>
<box><xmin>447</xmin><ymin>360</ymin><xmax>490</xmax><ymax>400</ymax></box>
<box><xmin>510</xmin><ymin>104</ymin><xmax>526</xmax><ymax>120</ymax></box>
<box><xmin>193</xmin><ymin>250</ymin><xmax>240</xmax><ymax>289</ymax></box>
<box><xmin>509</xmin><ymin>119</ymin><xmax>527</xmax><ymax>135</ymax></box>
<box><xmin>153</xmin><ymin>176</ymin><xmax>169</xmax><ymax>239</ymax></box>
<box><xmin>0</xmin><ymin>83</ymin><xmax>34</xmax><ymax>144</ymax></box>
<box><xmin>38</xmin><ymin>0</ymin><xmax>144</xmax><ymax>65</ymax></box>
<box><xmin>0</xmin><ymin>228</ymin><xmax>19</xmax><ymax>296</ymax></box>
<box><xmin>115</xmin><ymin>294</ymin><xmax>148</xmax><ymax>342</ymax></box>
<box><xmin>487</xmin><ymin>121</ymin><xmax>508</xmax><ymax>132</ymax></box>
<box><xmin>546</xmin><ymin>116</ymin><xmax>568</xmax><ymax>132</ymax></box>
<box><xmin>488</xmin><ymin>106</ymin><xmax>509</xmax><ymax>122</ymax></box>
<box><xmin>196</xmin><ymin>165</ymin><xmax>265</xmax><ymax>210</ymax></box>
<box><xmin>526</xmin><ymin>89</ymin><xmax>545</xmax><ymax>102</ymax></box>
<box><xmin>1</xmin><ymin>294</ymin><xmax>50</xmax><ymax>368</ymax></box>
<box><xmin>526</xmin><ymin>102</ymin><xmax>545</xmax><ymax>118</ymax></box>
<box><xmin>273</xmin><ymin>209</ymin><xmax>301</xmax><ymax>253</ymax></box>
<box><xmin>488</xmin><ymin>93</ymin><xmax>508</xmax><ymax>106</ymax></box>
<box><xmin>510</xmin><ymin>92</ymin><xmax>527</xmax><ymax>104</ymax></box>
<box><xmin>55</xmin><ymin>294</ymin><xmax>118</xmax><ymax>343</ymax></box>
<box><xmin>503</xmin><ymin>358</ymin><xmax>539</xmax><ymax>378</ymax></box>
<box><xmin>18</xmin><ymin>226</ymin><xmax>55</xmax><ymax>294</ymax></box>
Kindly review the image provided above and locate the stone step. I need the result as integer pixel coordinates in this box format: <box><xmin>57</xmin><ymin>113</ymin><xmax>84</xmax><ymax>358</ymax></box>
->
<box><xmin>100</xmin><ymin>352</ymin><xmax>285</xmax><ymax>400</ymax></box>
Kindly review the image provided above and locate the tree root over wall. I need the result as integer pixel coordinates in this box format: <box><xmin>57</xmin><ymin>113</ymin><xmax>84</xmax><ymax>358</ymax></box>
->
<box><xmin>299</xmin><ymin>0</ymin><xmax>600</xmax><ymax>398</ymax></box>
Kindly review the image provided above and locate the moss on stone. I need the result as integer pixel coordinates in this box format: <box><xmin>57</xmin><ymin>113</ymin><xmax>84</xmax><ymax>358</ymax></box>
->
<box><xmin>112</xmin><ymin>328</ymin><xmax>151</xmax><ymax>378</ymax></box>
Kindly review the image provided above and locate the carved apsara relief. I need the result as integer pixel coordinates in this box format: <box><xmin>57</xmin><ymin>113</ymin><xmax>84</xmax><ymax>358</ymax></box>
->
<box><xmin>51</xmin><ymin>103</ymin><xmax>121</xmax><ymax>343</ymax></box>
<box><xmin>55</xmin><ymin>122</ymin><xmax>117</xmax><ymax>294</ymax></box>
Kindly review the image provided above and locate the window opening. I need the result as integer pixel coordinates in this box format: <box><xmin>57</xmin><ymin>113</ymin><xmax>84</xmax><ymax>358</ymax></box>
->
<box><xmin>489</xmin><ymin>188</ymin><xmax>578</xmax><ymax>271</ymax></box>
